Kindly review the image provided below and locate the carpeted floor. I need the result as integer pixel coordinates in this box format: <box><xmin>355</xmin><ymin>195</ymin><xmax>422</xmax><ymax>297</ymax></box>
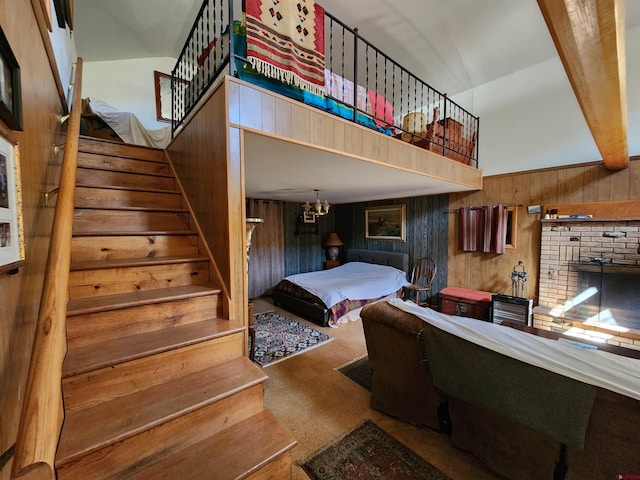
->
<box><xmin>251</xmin><ymin>310</ymin><xmax>333</xmax><ymax>367</ymax></box>
<box><xmin>336</xmin><ymin>356</ymin><xmax>372</xmax><ymax>391</ymax></box>
<box><xmin>301</xmin><ymin>420</ymin><xmax>452</xmax><ymax>479</ymax></box>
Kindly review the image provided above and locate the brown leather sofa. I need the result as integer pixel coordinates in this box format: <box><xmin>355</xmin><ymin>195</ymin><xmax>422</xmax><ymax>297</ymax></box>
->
<box><xmin>360</xmin><ymin>300</ymin><xmax>640</xmax><ymax>480</ymax></box>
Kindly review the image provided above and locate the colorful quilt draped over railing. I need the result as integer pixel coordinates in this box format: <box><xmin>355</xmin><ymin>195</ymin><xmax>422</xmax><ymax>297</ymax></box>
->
<box><xmin>459</xmin><ymin>205</ymin><xmax>507</xmax><ymax>254</ymax></box>
<box><xmin>245</xmin><ymin>0</ymin><xmax>326</xmax><ymax>96</ymax></box>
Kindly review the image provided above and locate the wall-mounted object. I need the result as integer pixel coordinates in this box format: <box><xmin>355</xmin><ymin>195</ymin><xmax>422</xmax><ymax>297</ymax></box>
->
<box><xmin>295</xmin><ymin>214</ymin><xmax>319</xmax><ymax>235</ymax></box>
<box><xmin>0</xmin><ymin>26</ymin><xmax>22</xmax><ymax>131</ymax></box>
<box><xmin>365</xmin><ymin>204</ymin><xmax>406</xmax><ymax>241</ymax></box>
<box><xmin>0</xmin><ymin>126</ymin><xmax>24</xmax><ymax>273</ymax></box>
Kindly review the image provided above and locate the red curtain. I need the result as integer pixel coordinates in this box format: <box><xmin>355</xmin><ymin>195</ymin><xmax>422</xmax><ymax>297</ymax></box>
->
<box><xmin>459</xmin><ymin>205</ymin><xmax>507</xmax><ymax>254</ymax></box>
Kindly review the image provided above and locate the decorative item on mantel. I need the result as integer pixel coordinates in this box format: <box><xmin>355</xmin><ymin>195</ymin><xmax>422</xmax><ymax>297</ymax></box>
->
<box><xmin>323</xmin><ymin>232</ymin><xmax>343</xmax><ymax>261</ymax></box>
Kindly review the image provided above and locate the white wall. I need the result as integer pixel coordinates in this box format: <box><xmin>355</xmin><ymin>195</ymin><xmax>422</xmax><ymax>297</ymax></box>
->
<box><xmin>47</xmin><ymin>0</ymin><xmax>77</xmax><ymax>109</ymax></box>
<box><xmin>83</xmin><ymin>57</ymin><xmax>176</xmax><ymax>130</ymax></box>
<box><xmin>452</xmin><ymin>23</ymin><xmax>640</xmax><ymax>176</ymax></box>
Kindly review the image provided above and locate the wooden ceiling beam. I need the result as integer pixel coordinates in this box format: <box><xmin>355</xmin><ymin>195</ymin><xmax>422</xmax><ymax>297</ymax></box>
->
<box><xmin>537</xmin><ymin>0</ymin><xmax>629</xmax><ymax>170</ymax></box>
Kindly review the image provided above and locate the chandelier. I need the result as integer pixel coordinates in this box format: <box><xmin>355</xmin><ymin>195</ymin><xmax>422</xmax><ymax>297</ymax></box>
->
<box><xmin>303</xmin><ymin>189</ymin><xmax>330</xmax><ymax>216</ymax></box>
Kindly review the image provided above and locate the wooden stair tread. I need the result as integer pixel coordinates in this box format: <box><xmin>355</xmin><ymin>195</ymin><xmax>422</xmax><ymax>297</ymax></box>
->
<box><xmin>56</xmin><ymin>358</ymin><xmax>267</xmax><ymax>466</ymax></box>
<box><xmin>78</xmin><ymin>136</ymin><xmax>166</xmax><ymax>162</ymax></box>
<box><xmin>70</xmin><ymin>255</ymin><xmax>208</xmax><ymax>271</ymax></box>
<box><xmin>67</xmin><ymin>285</ymin><xmax>220</xmax><ymax>316</ymax></box>
<box><xmin>72</xmin><ymin>230</ymin><xmax>197</xmax><ymax>237</ymax></box>
<box><xmin>75</xmin><ymin>183</ymin><xmax>180</xmax><ymax>194</ymax></box>
<box><xmin>62</xmin><ymin>317</ymin><xmax>243</xmax><ymax>378</ymax></box>
<box><xmin>74</xmin><ymin>205</ymin><xmax>188</xmax><ymax>213</ymax></box>
<box><xmin>77</xmin><ymin>165</ymin><xmax>174</xmax><ymax>178</ymax></box>
<box><xmin>126</xmin><ymin>410</ymin><xmax>297</xmax><ymax>480</ymax></box>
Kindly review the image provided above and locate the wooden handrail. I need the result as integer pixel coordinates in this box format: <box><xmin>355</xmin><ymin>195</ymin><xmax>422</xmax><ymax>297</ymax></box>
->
<box><xmin>11</xmin><ymin>58</ymin><xmax>83</xmax><ymax>480</ymax></box>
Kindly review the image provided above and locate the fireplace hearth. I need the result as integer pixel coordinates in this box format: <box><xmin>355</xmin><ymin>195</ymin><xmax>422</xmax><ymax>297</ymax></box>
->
<box><xmin>535</xmin><ymin>219</ymin><xmax>640</xmax><ymax>349</ymax></box>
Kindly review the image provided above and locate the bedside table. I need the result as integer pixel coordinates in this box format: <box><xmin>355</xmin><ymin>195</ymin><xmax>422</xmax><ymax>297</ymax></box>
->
<box><xmin>324</xmin><ymin>260</ymin><xmax>341</xmax><ymax>270</ymax></box>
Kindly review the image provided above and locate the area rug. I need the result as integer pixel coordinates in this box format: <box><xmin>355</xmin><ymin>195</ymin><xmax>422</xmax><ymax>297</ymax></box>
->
<box><xmin>252</xmin><ymin>311</ymin><xmax>333</xmax><ymax>367</ymax></box>
<box><xmin>301</xmin><ymin>420</ymin><xmax>451</xmax><ymax>480</ymax></box>
<box><xmin>335</xmin><ymin>355</ymin><xmax>372</xmax><ymax>391</ymax></box>
<box><xmin>245</xmin><ymin>0</ymin><xmax>325</xmax><ymax>95</ymax></box>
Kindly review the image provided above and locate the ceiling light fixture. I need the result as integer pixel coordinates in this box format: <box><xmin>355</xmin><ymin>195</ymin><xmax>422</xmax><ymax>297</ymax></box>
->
<box><xmin>303</xmin><ymin>189</ymin><xmax>330</xmax><ymax>216</ymax></box>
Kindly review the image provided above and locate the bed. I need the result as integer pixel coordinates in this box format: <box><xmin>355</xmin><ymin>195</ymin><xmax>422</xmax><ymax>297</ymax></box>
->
<box><xmin>272</xmin><ymin>249</ymin><xmax>409</xmax><ymax>327</ymax></box>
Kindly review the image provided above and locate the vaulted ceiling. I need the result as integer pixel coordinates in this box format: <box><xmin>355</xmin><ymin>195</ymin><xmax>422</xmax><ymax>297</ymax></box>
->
<box><xmin>73</xmin><ymin>0</ymin><xmax>640</xmax><ymax>203</ymax></box>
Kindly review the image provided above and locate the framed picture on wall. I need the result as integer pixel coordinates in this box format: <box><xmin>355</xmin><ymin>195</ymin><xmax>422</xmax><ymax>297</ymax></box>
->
<box><xmin>0</xmin><ymin>26</ymin><xmax>22</xmax><ymax>131</ymax></box>
<box><xmin>365</xmin><ymin>204</ymin><xmax>406</xmax><ymax>241</ymax></box>
<box><xmin>154</xmin><ymin>71</ymin><xmax>188</xmax><ymax>123</ymax></box>
<box><xmin>0</xmin><ymin>126</ymin><xmax>25</xmax><ymax>273</ymax></box>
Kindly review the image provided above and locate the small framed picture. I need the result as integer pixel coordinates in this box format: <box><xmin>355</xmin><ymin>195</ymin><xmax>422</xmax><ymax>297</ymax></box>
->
<box><xmin>0</xmin><ymin>125</ymin><xmax>24</xmax><ymax>273</ymax></box>
<box><xmin>0</xmin><ymin>26</ymin><xmax>22</xmax><ymax>131</ymax></box>
<box><xmin>303</xmin><ymin>211</ymin><xmax>316</xmax><ymax>223</ymax></box>
<box><xmin>365</xmin><ymin>204</ymin><xmax>406</xmax><ymax>241</ymax></box>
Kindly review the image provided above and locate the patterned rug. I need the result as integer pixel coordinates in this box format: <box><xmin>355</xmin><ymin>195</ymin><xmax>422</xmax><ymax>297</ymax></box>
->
<box><xmin>252</xmin><ymin>311</ymin><xmax>333</xmax><ymax>367</ymax></box>
<box><xmin>245</xmin><ymin>0</ymin><xmax>325</xmax><ymax>95</ymax></box>
<box><xmin>301</xmin><ymin>420</ymin><xmax>451</xmax><ymax>480</ymax></box>
<box><xmin>336</xmin><ymin>356</ymin><xmax>372</xmax><ymax>391</ymax></box>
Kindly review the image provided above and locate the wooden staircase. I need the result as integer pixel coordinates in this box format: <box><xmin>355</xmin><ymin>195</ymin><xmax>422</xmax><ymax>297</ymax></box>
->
<box><xmin>54</xmin><ymin>137</ymin><xmax>296</xmax><ymax>479</ymax></box>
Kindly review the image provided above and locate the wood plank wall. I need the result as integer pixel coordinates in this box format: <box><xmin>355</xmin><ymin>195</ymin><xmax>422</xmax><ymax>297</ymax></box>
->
<box><xmin>168</xmin><ymin>80</ymin><xmax>245</xmax><ymax>320</ymax></box>
<box><xmin>334</xmin><ymin>195</ymin><xmax>450</xmax><ymax>304</ymax></box>
<box><xmin>448</xmin><ymin>158</ymin><xmax>640</xmax><ymax>302</ymax></box>
<box><xmin>0</xmin><ymin>2</ymin><xmax>69</xmax><ymax>477</ymax></box>
<box><xmin>282</xmin><ymin>203</ymin><xmax>336</xmax><ymax>275</ymax></box>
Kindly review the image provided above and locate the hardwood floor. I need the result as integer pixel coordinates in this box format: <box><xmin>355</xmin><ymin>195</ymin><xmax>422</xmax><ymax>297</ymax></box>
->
<box><xmin>253</xmin><ymin>296</ymin><xmax>500</xmax><ymax>480</ymax></box>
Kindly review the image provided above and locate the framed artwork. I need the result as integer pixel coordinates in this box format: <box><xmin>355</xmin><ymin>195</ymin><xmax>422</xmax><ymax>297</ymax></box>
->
<box><xmin>365</xmin><ymin>204</ymin><xmax>406</xmax><ymax>241</ymax></box>
<box><xmin>154</xmin><ymin>71</ymin><xmax>188</xmax><ymax>123</ymax></box>
<box><xmin>303</xmin><ymin>211</ymin><xmax>316</xmax><ymax>223</ymax></box>
<box><xmin>0</xmin><ymin>126</ymin><xmax>25</xmax><ymax>273</ymax></box>
<box><xmin>0</xmin><ymin>27</ymin><xmax>22</xmax><ymax>131</ymax></box>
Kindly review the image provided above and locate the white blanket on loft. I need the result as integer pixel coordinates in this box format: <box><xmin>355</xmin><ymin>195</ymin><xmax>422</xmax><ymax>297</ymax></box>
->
<box><xmin>388</xmin><ymin>298</ymin><xmax>640</xmax><ymax>401</ymax></box>
<box><xmin>87</xmin><ymin>97</ymin><xmax>171</xmax><ymax>149</ymax></box>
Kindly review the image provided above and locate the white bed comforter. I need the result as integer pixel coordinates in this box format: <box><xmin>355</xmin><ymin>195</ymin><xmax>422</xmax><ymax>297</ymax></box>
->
<box><xmin>284</xmin><ymin>262</ymin><xmax>409</xmax><ymax>309</ymax></box>
<box><xmin>389</xmin><ymin>298</ymin><xmax>640</xmax><ymax>401</ymax></box>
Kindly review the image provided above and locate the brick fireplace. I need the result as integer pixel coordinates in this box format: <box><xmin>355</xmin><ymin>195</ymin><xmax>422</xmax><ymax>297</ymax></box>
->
<box><xmin>534</xmin><ymin>219</ymin><xmax>640</xmax><ymax>350</ymax></box>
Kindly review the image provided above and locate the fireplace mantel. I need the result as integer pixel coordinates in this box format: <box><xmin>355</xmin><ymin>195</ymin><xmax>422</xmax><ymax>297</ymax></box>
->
<box><xmin>543</xmin><ymin>200</ymin><xmax>640</xmax><ymax>221</ymax></box>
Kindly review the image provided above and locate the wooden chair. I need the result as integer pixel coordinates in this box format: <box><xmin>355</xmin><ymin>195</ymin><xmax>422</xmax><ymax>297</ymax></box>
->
<box><xmin>404</xmin><ymin>257</ymin><xmax>437</xmax><ymax>307</ymax></box>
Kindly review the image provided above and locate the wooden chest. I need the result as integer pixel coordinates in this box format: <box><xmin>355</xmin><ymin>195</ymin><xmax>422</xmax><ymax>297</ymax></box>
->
<box><xmin>439</xmin><ymin>287</ymin><xmax>493</xmax><ymax>322</ymax></box>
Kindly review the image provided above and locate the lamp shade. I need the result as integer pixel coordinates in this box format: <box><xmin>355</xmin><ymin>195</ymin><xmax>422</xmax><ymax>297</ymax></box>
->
<box><xmin>323</xmin><ymin>232</ymin><xmax>343</xmax><ymax>247</ymax></box>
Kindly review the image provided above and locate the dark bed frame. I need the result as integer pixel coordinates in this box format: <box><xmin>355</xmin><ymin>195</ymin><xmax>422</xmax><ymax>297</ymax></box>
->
<box><xmin>272</xmin><ymin>249</ymin><xmax>409</xmax><ymax>327</ymax></box>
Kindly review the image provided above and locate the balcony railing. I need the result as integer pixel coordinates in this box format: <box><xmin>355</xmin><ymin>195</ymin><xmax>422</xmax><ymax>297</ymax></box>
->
<box><xmin>172</xmin><ymin>0</ymin><xmax>479</xmax><ymax>167</ymax></box>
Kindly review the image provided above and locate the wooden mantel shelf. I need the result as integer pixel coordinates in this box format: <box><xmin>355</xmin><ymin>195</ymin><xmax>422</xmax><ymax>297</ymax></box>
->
<box><xmin>543</xmin><ymin>200</ymin><xmax>640</xmax><ymax>222</ymax></box>
<box><xmin>541</xmin><ymin>217</ymin><xmax>640</xmax><ymax>223</ymax></box>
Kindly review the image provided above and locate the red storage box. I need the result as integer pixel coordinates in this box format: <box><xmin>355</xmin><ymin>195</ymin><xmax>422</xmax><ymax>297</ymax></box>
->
<box><xmin>439</xmin><ymin>287</ymin><xmax>492</xmax><ymax>321</ymax></box>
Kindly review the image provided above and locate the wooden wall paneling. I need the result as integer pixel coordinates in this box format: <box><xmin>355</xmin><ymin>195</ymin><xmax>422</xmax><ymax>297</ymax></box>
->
<box><xmin>168</xmin><ymin>84</ymin><xmax>234</xmax><ymax>314</ymax></box>
<box><xmin>0</xmin><ymin>0</ymin><xmax>68</xmax><ymax>475</ymax></box>
<box><xmin>581</xmin><ymin>164</ymin><xmax>600</xmax><ymax>200</ymax></box>
<box><xmin>238</xmin><ymin>84</ymin><xmax>263</xmax><ymax>131</ymax></box>
<box><xmin>290</xmin><ymin>104</ymin><xmax>310</xmax><ymax>143</ymax></box>
<box><xmin>630</xmin><ymin>159</ymin><xmax>640</xmax><ymax>199</ymax></box>
<box><xmin>596</xmin><ymin>164</ymin><xmax>612</xmax><ymax>200</ymax></box>
<box><xmin>282</xmin><ymin>202</ymin><xmax>334</xmax><ymax>276</ymax></box>
<box><xmin>448</xmin><ymin>159</ymin><xmax>640</xmax><ymax>306</ymax></box>
<box><xmin>609</xmin><ymin>167</ymin><xmax>630</xmax><ymax>201</ymax></box>
<box><xmin>228</xmin><ymin>126</ymin><xmax>245</xmax><ymax>321</ymax></box>
<box><xmin>333</xmin><ymin>118</ymin><xmax>345</xmax><ymax>151</ymax></box>
<box><xmin>274</xmin><ymin>97</ymin><xmax>292</xmax><ymax>138</ymax></box>
<box><xmin>261</xmin><ymin>92</ymin><xmax>276</xmax><ymax>135</ymax></box>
